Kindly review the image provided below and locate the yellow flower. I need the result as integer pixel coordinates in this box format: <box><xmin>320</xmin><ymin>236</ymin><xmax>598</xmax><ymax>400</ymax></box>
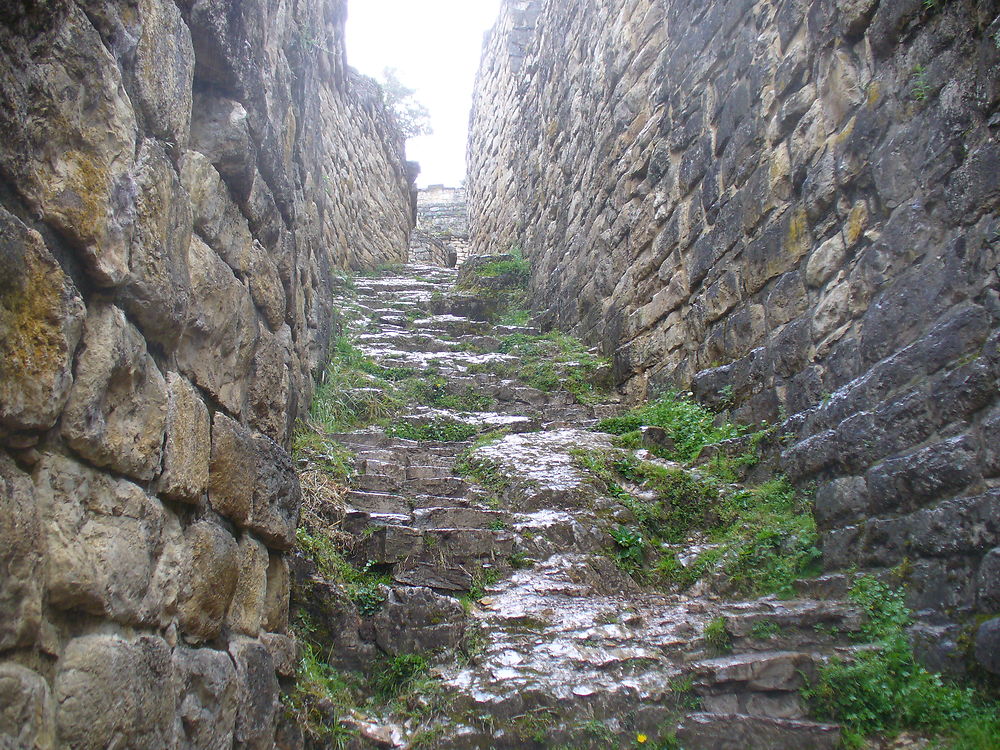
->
<box><xmin>637</xmin><ymin>734</ymin><xmax>648</xmax><ymax>744</ymax></box>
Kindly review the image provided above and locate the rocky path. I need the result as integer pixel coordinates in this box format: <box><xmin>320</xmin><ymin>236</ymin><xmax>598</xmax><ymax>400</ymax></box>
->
<box><xmin>313</xmin><ymin>263</ymin><xmax>866</xmax><ymax>750</ymax></box>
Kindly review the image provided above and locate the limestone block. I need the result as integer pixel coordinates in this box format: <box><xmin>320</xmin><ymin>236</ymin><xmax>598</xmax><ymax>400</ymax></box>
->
<box><xmin>178</xmin><ymin>520</ymin><xmax>239</xmax><ymax>641</ymax></box>
<box><xmin>263</xmin><ymin>552</ymin><xmax>290</xmax><ymax>634</ymax></box>
<box><xmin>0</xmin><ymin>454</ymin><xmax>43</xmax><ymax>650</ymax></box>
<box><xmin>247</xmin><ymin>240</ymin><xmax>287</xmax><ymax>330</ymax></box>
<box><xmin>979</xmin><ymin>547</ymin><xmax>1000</xmax><ymax>611</ymax></box>
<box><xmin>227</xmin><ymin>532</ymin><xmax>269</xmax><ymax>637</ymax></box>
<box><xmin>813</xmin><ymin>476</ymin><xmax>869</xmax><ymax>531</ymax></box>
<box><xmin>134</xmin><ymin>0</ymin><xmax>194</xmax><ymax>146</ymax></box>
<box><xmin>374</xmin><ymin>587</ymin><xmax>466</xmax><ymax>656</ymax></box>
<box><xmin>176</xmin><ymin>236</ymin><xmax>259</xmax><ymax>415</ymax></box>
<box><xmin>0</xmin><ymin>208</ymin><xmax>85</xmax><ymax>435</ymax></box>
<box><xmin>55</xmin><ymin>634</ymin><xmax>174</xmax><ymax>750</ymax></box>
<box><xmin>190</xmin><ymin>92</ymin><xmax>256</xmax><ymax>197</ymax></box>
<box><xmin>181</xmin><ymin>150</ymin><xmax>256</xmax><ymax>273</ymax></box>
<box><xmin>0</xmin><ymin>4</ymin><xmax>137</xmax><ymax>286</ymax></box>
<box><xmin>249</xmin><ymin>433</ymin><xmax>301</xmax><ymax>550</ymax></box>
<box><xmin>260</xmin><ymin>632</ymin><xmax>297</xmax><ymax>679</ymax></box>
<box><xmin>209</xmin><ymin>412</ymin><xmax>255</xmax><ymax>526</ymax></box>
<box><xmin>228</xmin><ymin>637</ymin><xmax>278</xmax><ymax>750</ymax></box>
<box><xmin>0</xmin><ymin>663</ymin><xmax>54</xmax><ymax>750</ymax></box>
<box><xmin>975</xmin><ymin>618</ymin><xmax>1000</xmax><ymax>675</ymax></box>
<box><xmin>61</xmin><ymin>303</ymin><xmax>167</xmax><ymax>482</ymax></box>
<box><xmin>158</xmin><ymin>373</ymin><xmax>211</xmax><ymax>503</ymax></box>
<box><xmin>247</xmin><ymin>326</ymin><xmax>290</xmax><ymax>443</ymax></box>
<box><xmin>119</xmin><ymin>139</ymin><xmax>192</xmax><ymax>348</ymax></box>
<box><xmin>173</xmin><ymin>646</ymin><xmax>238</xmax><ymax>750</ymax></box>
<box><xmin>866</xmin><ymin>436</ymin><xmax>983</xmax><ymax>514</ymax></box>
<box><xmin>34</xmin><ymin>454</ymin><xmax>176</xmax><ymax>626</ymax></box>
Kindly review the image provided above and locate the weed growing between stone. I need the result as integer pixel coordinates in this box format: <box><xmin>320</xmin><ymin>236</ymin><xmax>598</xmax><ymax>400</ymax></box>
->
<box><xmin>385</xmin><ymin>419</ymin><xmax>480</xmax><ymax>442</ymax></box>
<box><xmin>594</xmin><ymin>390</ymin><xmax>745</xmax><ymax>462</ymax></box>
<box><xmin>576</xmin><ymin>392</ymin><xmax>821</xmax><ymax>596</ymax></box>
<box><xmin>703</xmin><ymin>616</ymin><xmax>733</xmax><ymax>654</ymax></box>
<box><xmin>295</xmin><ymin>527</ymin><xmax>390</xmax><ymax>616</ymax></box>
<box><xmin>803</xmin><ymin>576</ymin><xmax>1000</xmax><ymax>749</ymax></box>
<box><xmin>283</xmin><ymin>638</ymin><xmax>448</xmax><ymax>749</ymax></box>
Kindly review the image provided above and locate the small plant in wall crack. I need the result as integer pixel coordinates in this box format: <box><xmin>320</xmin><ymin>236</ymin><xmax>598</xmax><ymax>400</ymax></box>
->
<box><xmin>911</xmin><ymin>64</ymin><xmax>931</xmax><ymax>102</ymax></box>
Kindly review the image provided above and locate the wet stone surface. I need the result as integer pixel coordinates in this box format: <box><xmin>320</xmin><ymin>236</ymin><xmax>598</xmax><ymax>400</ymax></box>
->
<box><xmin>307</xmin><ymin>263</ymin><xmax>864</xmax><ymax>749</ymax></box>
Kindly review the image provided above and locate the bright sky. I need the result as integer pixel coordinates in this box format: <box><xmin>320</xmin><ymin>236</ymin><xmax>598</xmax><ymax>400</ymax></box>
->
<box><xmin>345</xmin><ymin>0</ymin><xmax>502</xmax><ymax>188</ymax></box>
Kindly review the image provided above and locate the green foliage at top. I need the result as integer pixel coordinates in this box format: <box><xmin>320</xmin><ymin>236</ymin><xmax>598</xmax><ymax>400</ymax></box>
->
<box><xmin>595</xmin><ymin>391</ymin><xmax>744</xmax><ymax>462</ymax></box>
<box><xmin>804</xmin><ymin>576</ymin><xmax>1000</xmax><ymax>749</ymax></box>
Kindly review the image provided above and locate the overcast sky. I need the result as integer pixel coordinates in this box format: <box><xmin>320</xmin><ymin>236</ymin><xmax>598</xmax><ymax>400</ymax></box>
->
<box><xmin>345</xmin><ymin>0</ymin><xmax>502</xmax><ymax>188</ymax></box>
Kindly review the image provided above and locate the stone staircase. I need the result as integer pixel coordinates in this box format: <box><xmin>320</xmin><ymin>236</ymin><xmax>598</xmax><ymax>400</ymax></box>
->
<box><xmin>310</xmin><ymin>263</ymin><xmax>865</xmax><ymax>749</ymax></box>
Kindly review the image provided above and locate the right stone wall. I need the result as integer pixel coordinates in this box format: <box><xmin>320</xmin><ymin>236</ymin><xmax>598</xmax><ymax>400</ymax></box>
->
<box><xmin>469</xmin><ymin>0</ymin><xmax>1000</xmax><ymax>640</ymax></box>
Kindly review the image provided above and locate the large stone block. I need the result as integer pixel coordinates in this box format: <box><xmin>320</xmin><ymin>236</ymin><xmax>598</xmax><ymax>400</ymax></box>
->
<box><xmin>0</xmin><ymin>454</ymin><xmax>43</xmax><ymax>651</ymax></box>
<box><xmin>0</xmin><ymin>208</ymin><xmax>85</xmax><ymax>436</ymax></box>
<box><xmin>975</xmin><ymin>617</ymin><xmax>1000</xmax><ymax>675</ymax></box>
<box><xmin>976</xmin><ymin>546</ymin><xmax>1000</xmax><ymax>612</ymax></box>
<box><xmin>119</xmin><ymin>139</ymin><xmax>192</xmax><ymax>348</ymax></box>
<box><xmin>190</xmin><ymin>92</ymin><xmax>256</xmax><ymax>197</ymax></box>
<box><xmin>133</xmin><ymin>0</ymin><xmax>194</xmax><ymax>146</ymax></box>
<box><xmin>247</xmin><ymin>325</ymin><xmax>291</xmax><ymax>443</ymax></box>
<box><xmin>176</xmin><ymin>236</ymin><xmax>259</xmax><ymax>415</ymax></box>
<box><xmin>263</xmin><ymin>552</ymin><xmax>290</xmax><ymax>634</ymax></box>
<box><xmin>0</xmin><ymin>663</ymin><xmax>53</xmax><ymax>750</ymax></box>
<box><xmin>813</xmin><ymin>476</ymin><xmax>868</xmax><ymax>531</ymax></box>
<box><xmin>228</xmin><ymin>637</ymin><xmax>278</xmax><ymax>750</ymax></box>
<box><xmin>249</xmin><ymin>433</ymin><xmax>301</xmax><ymax>550</ymax></box>
<box><xmin>227</xmin><ymin>532</ymin><xmax>269</xmax><ymax>637</ymax></box>
<box><xmin>866</xmin><ymin>435</ymin><xmax>982</xmax><ymax>514</ymax></box>
<box><xmin>34</xmin><ymin>453</ymin><xmax>177</xmax><ymax>626</ymax></box>
<box><xmin>374</xmin><ymin>586</ymin><xmax>466</xmax><ymax>656</ymax></box>
<box><xmin>178</xmin><ymin>520</ymin><xmax>240</xmax><ymax>642</ymax></box>
<box><xmin>0</xmin><ymin>4</ymin><xmax>137</xmax><ymax>286</ymax></box>
<box><xmin>61</xmin><ymin>302</ymin><xmax>168</xmax><ymax>482</ymax></box>
<box><xmin>55</xmin><ymin>634</ymin><xmax>175</xmax><ymax>749</ymax></box>
<box><xmin>209</xmin><ymin>412</ymin><xmax>255</xmax><ymax>526</ymax></box>
<box><xmin>173</xmin><ymin>646</ymin><xmax>238</xmax><ymax>750</ymax></box>
<box><xmin>158</xmin><ymin>373</ymin><xmax>211</xmax><ymax>503</ymax></box>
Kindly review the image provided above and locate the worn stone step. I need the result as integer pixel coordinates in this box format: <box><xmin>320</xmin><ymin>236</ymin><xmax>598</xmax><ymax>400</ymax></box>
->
<box><xmin>413</xmin><ymin>506</ymin><xmax>508</xmax><ymax>529</ymax></box>
<box><xmin>403</xmin><ymin>476</ymin><xmax>470</xmax><ymax>498</ymax></box>
<box><xmin>405</xmin><ymin>464</ymin><xmax>454</xmax><ymax>480</ymax></box>
<box><xmin>342</xmin><ymin>510</ymin><xmax>411</xmax><ymax>536</ymax></box>
<box><xmin>689</xmin><ymin>651</ymin><xmax>818</xmax><ymax>693</ymax></box>
<box><xmin>351</xmin><ymin>473</ymin><xmax>402</xmax><ymax>494</ymax></box>
<box><xmin>675</xmin><ymin>713</ymin><xmax>841</xmax><ymax>750</ymax></box>
<box><xmin>345</xmin><ymin>490</ymin><xmax>410</xmax><ymax>515</ymax></box>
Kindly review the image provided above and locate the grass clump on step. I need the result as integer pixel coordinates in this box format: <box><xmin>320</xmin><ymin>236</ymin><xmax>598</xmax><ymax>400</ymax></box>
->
<box><xmin>575</xmin><ymin>391</ymin><xmax>820</xmax><ymax>597</ymax></box>
<box><xmin>284</xmin><ymin>638</ymin><xmax>446</xmax><ymax>749</ymax></box>
<box><xmin>804</xmin><ymin>575</ymin><xmax>1000</xmax><ymax>749</ymax></box>
<box><xmin>594</xmin><ymin>389</ymin><xmax>746</xmax><ymax>462</ymax></box>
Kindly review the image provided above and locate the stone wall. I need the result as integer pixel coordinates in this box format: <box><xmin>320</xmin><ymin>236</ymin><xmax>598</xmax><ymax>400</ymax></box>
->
<box><xmin>469</xmin><ymin>0</ymin><xmax>1000</xmax><ymax>643</ymax></box>
<box><xmin>409</xmin><ymin>185</ymin><xmax>471</xmax><ymax>267</ymax></box>
<box><xmin>0</xmin><ymin>0</ymin><xmax>412</xmax><ymax>747</ymax></box>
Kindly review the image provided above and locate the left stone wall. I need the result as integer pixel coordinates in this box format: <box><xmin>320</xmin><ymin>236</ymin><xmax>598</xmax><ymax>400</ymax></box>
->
<box><xmin>0</xmin><ymin>1</ymin><xmax>413</xmax><ymax>747</ymax></box>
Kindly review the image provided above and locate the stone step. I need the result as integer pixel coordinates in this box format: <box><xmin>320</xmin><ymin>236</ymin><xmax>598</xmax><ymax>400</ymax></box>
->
<box><xmin>403</xmin><ymin>476</ymin><xmax>470</xmax><ymax>498</ymax></box>
<box><xmin>405</xmin><ymin>464</ymin><xmax>454</xmax><ymax>480</ymax></box>
<box><xmin>675</xmin><ymin>713</ymin><xmax>841</xmax><ymax>750</ymax></box>
<box><xmin>413</xmin><ymin>506</ymin><xmax>508</xmax><ymax>529</ymax></box>
<box><xmin>342</xmin><ymin>510</ymin><xmax>410</xmax><ymax>536</ymax></box>
<box><xmin>344</xmin><ymin>490</ymin><xmax>410</xmax><ymax>515</ymax></box>
<box><xmin>351</xmin><ymin>473</ymin><xmax>401</xmax><ymax>494</ymax></box>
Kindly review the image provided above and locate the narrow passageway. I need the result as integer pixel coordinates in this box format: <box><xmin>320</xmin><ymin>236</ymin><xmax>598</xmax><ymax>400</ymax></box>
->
<box><xmin>291</xmin><ymin>260</ymin><xmax>869</xmax><ymax>749</ymax></box>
